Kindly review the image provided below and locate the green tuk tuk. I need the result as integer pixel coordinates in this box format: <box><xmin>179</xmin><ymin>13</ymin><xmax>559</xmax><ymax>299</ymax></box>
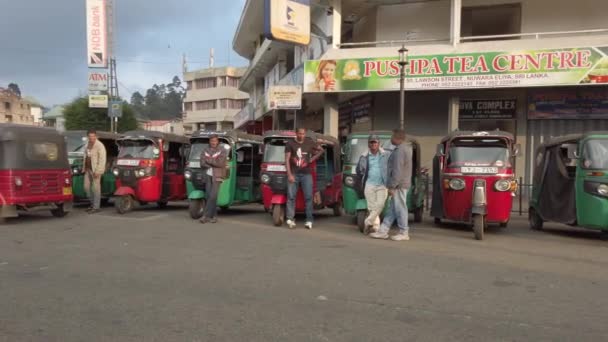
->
<box><xmin>529</xmin><ymin>132</ymin><xmax>608</xmax><ymax>237</ymax></box>
<box><xmin>341</xmin><ymin>131</ymin><xmax>427</xmax><ymax>232</ymax></box>
<box><xmin>185</xmin><ymin>130</ymin><xmax>264</xmax><ymax>219</ymax></box>
<box><xmin>64</xmin><ymin>130</ymin><xmax>122</xmax><ymax>204</ymax></box>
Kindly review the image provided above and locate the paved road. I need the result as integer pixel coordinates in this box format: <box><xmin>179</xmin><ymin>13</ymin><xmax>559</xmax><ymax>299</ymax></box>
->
<box><xmin>1</xmin><ymin>204</ymin><xmax>607</xmax><ymax>341</ymax></box>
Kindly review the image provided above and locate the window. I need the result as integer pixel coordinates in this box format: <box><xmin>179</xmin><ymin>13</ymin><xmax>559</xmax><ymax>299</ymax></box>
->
<box><xmin>4</xmin><ymin>102</ymin><xmax>10</xmax><ymax>110</ymax></box>
<box><xmin>184</xmin><ymin>102</ymin><xmax>193</xmax><ymax>111</ymax></box>
<box><xmin>220</xmin><ymin>99</ymin><xmax>246</xmax><ymax>109</ymax></box>
<box><xmin>5</xmin><ymin>115</ymin><xmax>12</xmax><ymax>122</ymax></box>
<box><xmin>226</xmin><ymin>77</ymin><xmax>239</xmax><ymax>88</ymax></box>
<box><xmin>26</xmin><ymin>142</ymin><xmax>59</xmax><ymax>161</ymax></box>
<box><xmin>20</xmin><ymin>104</ymin><xmax>24</xmax><ymax>109</ymax></box>
<box><xmin>195</xmin><ymin>77</ymin><xmax>216</xmax><ymax>89</ymax></box>
<box><xmin>461</xmin><ymin>4</ymin><xmax>521</xmax><ymax>40</ymax></box>
<box><xmin>186</xmin><ymin>81</ymin><xmax>193</xmax><ymax>90</ymax></box>
<box><xmin>218</xmin><ymin>77</ymin><xmax>226</xmax><ymax>87</ymax></box>
<box><xmin>195</xmin><ymin>100</ymin><xmax>216</xmax><ymax>111</ymax></box>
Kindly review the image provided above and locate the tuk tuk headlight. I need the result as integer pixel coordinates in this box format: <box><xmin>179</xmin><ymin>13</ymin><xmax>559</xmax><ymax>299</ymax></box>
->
<box><xmin>185</xmin><ymin>170</ymin><xmax>192</xmax><ymax>180</ymax></box>
<box><xmin>448</xmin><ymin>178</ymin><xmax>465</xmax><ymax>191</ymax></box>
<box><xmin>597</xmin><ymin>184</ymin><xmax>608</xmax><ymax>196</ymax></box>
<box><xmin>344</xmin><ymin>175</ymin><xmax>355</xmax><ymax>187</ymax></box>
<box><xmin>136</xmin><ymin>169</ymin><xmax>146</xmax><ymax>177</ymax></box>
<box><xmin>14</xmin><ymin>177</ymin><xmax>23</xmax><ymax>187</ymax></box>
<box><xmin>494</xmin><ymin>179</ymin><xmax>512</xmax><ymax>192</ymax></box>
<box><xmin>112</xmin><ymin>168</ymin><xmax>119</xmax><ymax>176</ymax></box>
<box><xmin>71</xmin><ymin>167</ymin><xmax>80</xmax><ymax>175</ymax></box>
<box><xmin>261</xmin><ymin>174</ymin><xmax>271</xmax><ymax>184</ymax></box>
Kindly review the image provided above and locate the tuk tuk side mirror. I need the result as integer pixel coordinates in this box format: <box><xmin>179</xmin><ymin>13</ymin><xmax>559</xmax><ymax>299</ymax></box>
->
<box><xmin>153</xmin><ymin>147</ymin><xmax>160</xmax><ymax>156</ymax></box>
<box><xmin>567</xmin><ymin>147</ymin><xmax>580</xmax><ymax>159</ymax></box>
<box><xmin>435</xmin><ymin>144</ymin><xmax>445</xmax><ymax>157</ymax></box>
<box><xmin>237</xmin><ymin>151</ymin><xmax>245</xmax><ymax>163</ymax></box>
<box><xmin>162</xmin><ymin>142</ymin><xmax>170</xmax><ymax>152</ymax></box>
<box><xmin>513</xmin><ymin>144</ymin><xmax>521</xmax><ymax>157</ymax></box>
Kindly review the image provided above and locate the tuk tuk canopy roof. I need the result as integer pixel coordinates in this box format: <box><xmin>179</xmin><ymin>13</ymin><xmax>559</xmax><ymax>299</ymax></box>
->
<box><xmin>0</xmin><ymin>124</ymin><xmax>64</xmax><ymax>142</ymax></box>
<box><xmin>537</xmin><ymin>131</ymin><xmax>608</xmax><ymax>150</ymax></box>
<box><xmin>190</xmin><ymin>130</ymin><xmax>263</xmax><ymax>145</ymax></box>
<box><xmin>263</xmin><ymin>130</ymin><xmax>340</xmax><ymax>146</ymax></box>
<box><xmin>346</xmin><ymin>130</ymin><xmax>421</xmax><ymax>148</ymax></box>
<box><xmin>63</xmin><ymin>130</ymin><xmax>123</xmax><ymax>141</ymax></box>
<box><xmin>121</xmin><ymin>130</ymin><xmax>190</xmax><ymax>144</ymax></box>
<box><xmin>440</xmin><ymin>130</ymin><xmax>514</xmax><ymax>144</ymax></box>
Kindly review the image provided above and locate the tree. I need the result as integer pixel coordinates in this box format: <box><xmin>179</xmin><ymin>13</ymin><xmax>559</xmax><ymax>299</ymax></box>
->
<box><xmin>7</xmin><ymin>83</ymin><xmax>21</xmax><ymax>97</ymax></box>
<box><xmin>130</xmin><ymin>91</ymin><xmax>145</xmax><ymax>107</ymax></box>
<box><xmin>128</xmin><ymin>76</ymin><xmax>186</xmax><ymax>120</ymax></box>
<box><xmin>64</xmin><ymin>97</ymin><xmax>138</xmax><ymax>132</ymax></box>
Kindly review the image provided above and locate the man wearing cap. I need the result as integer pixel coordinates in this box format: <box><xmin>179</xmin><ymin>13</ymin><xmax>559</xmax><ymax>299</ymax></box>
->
<box><xmin>355</xmin><ymin>134</ymin><xmax>389</xmax><ymax>234</ymax></box>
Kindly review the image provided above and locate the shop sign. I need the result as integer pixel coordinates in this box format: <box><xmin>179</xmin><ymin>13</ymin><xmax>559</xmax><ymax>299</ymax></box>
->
<box><xmin>89</xmin><ymin>94</ymin><xmax>108</xmax><ymax>108</ymax></box>
<box><xmin>88</xmin><ymin>70</ymin><xmax>108</xmax><ymax>91</ymax></box>
<box><xmin>460</xmin><ymin>99</ymin><xmax>516</xmax><ymax>120</ymax></box>
<box><xmin>528</xmin><ymin>88</ymin><xmax>608</xmax><ymax>120</ymax></box>
<box><xmin>303</xmin><ymin>46</ymin><xmax>608</xmax><ymax>93</ymax></box>
<box><xmin>86</xmin><ymin>0</ymin><xmax>108</xmax><ymax>68</ymax></box>
<box><xmin>264</xmin><ymin>0</ymin><xmax>311</xmax><ymax>45</ymax></box>
<box><xmin>267</xmin><ymin>85</ymin><xmax>302</xmax><ymax>110</ymax></box>
<box><xmin>339</xmin><ymin>95</ymin><xmax>373</xmax><ymax>126</ymax></box>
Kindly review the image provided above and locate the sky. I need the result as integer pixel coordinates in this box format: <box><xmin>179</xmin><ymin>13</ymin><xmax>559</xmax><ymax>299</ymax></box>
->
<box><xmin>0</xmin><ymin>0</ymin><xmax>248</xmax><ymax>107</ymax></box>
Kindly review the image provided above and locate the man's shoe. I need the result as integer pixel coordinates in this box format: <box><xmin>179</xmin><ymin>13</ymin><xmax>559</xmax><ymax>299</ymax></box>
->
<box><xmin>304</xmin><ymin>222</ymin><xmax>312</xmax><ymax>229</ymax></box>
<box><xmin>88</xmin><ymin>209</ymin><xmax>100</xmax><ymax>214</ymax></box>
<box><xmin>210</xmin><ymin>217</ymin><xmax>218</xmax><ymax>223</ymax></box>
<box><xmin>200</xmin><ymin>217</ymin><xmax>209</xmax><ymax>224</ymax></box>
<box><xmin>286</xmin><ymin>219</ymin><xmax>296</xmax><ymax>229</ymax></box>
<box><xmin>85</xmin><ymin>207</ymin><xmax>94</xmax><ymax>213</ymax></box>
<box><xmin>369</xmin><ymin>231</ymin><xmax>389</xmax><ymax>239</ymax></box>
<box><xmin>390</xmin><ymin>233</ymin><xmax>410</xmax><ymax>241</ymax></box>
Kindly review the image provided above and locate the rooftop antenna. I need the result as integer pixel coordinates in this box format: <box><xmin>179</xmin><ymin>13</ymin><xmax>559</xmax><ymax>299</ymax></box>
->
<box><xmin>210</xmin><ymin>48</ymin><xmax>215</xmax><ymax>68</ymax></box>
<box><xmin>182</xmin><ymin>53</ymin><xmax>188</xmax><ymax>73</ymax></box>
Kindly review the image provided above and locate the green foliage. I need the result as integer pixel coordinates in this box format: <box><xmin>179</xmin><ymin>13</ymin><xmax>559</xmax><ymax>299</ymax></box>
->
<box><xmin>7</xmin><ymin>83</ymin><xmax>21</xmax><ymax>97</ymax></box>
<box><xmin>131</xmin><ymin>76</ymin><xmax>184</xmax><ymax>120</ymax></box>
<box><xmin>64</xmin><ymin>97</ymin><xmax>138</xmax><ymax>132</ymax></box>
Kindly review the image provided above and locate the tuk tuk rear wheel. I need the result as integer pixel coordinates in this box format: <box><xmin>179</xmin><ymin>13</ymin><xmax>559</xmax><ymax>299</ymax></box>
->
<box><xmin>356</xmin><ymin>210</ymin><xmax>367</xmax><ymax>233</ymax></box>
<box><xmin>51</xmin><ymin>204</ymin><xmax>68</xmax><ymax>218</ymax></box>
<box><xmin>115</xmin><ymin>196</ymin><xmax>134</xmax><ymax>215</ymax></box>
<box><xmin>272</xmin><ymin>205</ymin><xmax>285</xmax><ymax>227</ymax></box>
<box><xmin>157</xmin><ymin>201</ymin><xmax>168</xmax><ymax>209</ymax></box>
<box><xmin>529</xmin><ymin>208</ymin><xmax>543</xmax><ymax>230</ymax></box>
<box><xmin>434</xmin><ymin>217</ymin><xmax>441</xmax><ymax>225</ymax></box>
<box><xmin>333</xmin><ymin>199</ymin><xmax>344</xmax><ymax>217</ymax></box>
<box><xmin>413</xmin><ymin>206</ymin><xmax>424</xmax><ymax>223</ymax></box>
<box><xmin>189</xmin><ymin>199</ymin><xmax>205</xmax><ymax>219</ymax></box>
<box><xmin>473</xmin><ymin>214</ymin><xmax>485</xmax><ymax>240</ymax></box>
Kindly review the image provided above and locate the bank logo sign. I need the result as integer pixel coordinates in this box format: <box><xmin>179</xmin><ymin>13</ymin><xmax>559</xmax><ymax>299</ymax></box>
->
<box><xmin>86</xmin><ymin>0</ymin><xmax>108</xmax><ymax>68</ymax></box>
<box><xmin>264</xmin><ymin>0</ymin><xmax>310</xmax><ymax>45</ymax></box>
<box><xmin>303</xmin><ymin>46</ymin><xmax>608</xmax><ymax>92</ymax></box>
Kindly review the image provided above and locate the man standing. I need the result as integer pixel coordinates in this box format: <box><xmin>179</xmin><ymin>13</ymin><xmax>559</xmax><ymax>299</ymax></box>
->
<box><xmin>356</xmin><ymin>134</ymin><xmax>389</xmax><ymax>234</ymax></box>
<box><xmin>370</xmin><ymin>129</ymin><xmax>413</xmax><ymax>241</ymax></box>
<box><xmin>285</xmin><ymin>128</ymin><xmax>324</xmax><ymax>229</ymax></box>
<box><xmin>200</xmin><ymin>135</ymin><xmax>227</xmax><ymax>224</ymax></box>
<box><xmin>84</xmin><ymin>129</ymin><xmax>107</xmax><ymax>214</ymax></box>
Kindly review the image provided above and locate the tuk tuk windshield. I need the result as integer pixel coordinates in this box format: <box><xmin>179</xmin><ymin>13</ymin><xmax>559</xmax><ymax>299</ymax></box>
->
<box><xmin>447</xmin><ymin>139</ymin><xmax>509</xmax><ymax>167</ymax></box>
<box><xmin>263</xmin><ymin>139</ymin><xmax>288</xmax><ymax>163</ymax></box>
<box><xmin>188</xmin><ymin>139</ymin><xmax>231</xmax><ymax>166</ymax></box>
<box><xmin>118</xmin><ymin>140</ymin><xmax>157</xmax><ymax>159</ymax></box>
<box><xmin>66</xmin><ymin>135</ymin><xmax>86</xmax><ymax>153</ymax></box>
<box><xmin>582</xmin><ymin>139</ymin><xmax>608</xmax><ymax>169</ymax></box>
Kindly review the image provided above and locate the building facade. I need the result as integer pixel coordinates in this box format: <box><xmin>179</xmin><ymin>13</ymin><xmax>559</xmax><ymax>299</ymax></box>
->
<box><xmin>233</xmin><ymin>0</ymin><xmax>608</xmax><ymax>184</ymax></box>
<box><xmin>143</xmin><ymin>119</ymin><xmax>185</xmax><ymax>135</ymax></box>
<box><xmin>0</xmin><ymin>88</ymin><xmax>35</xmax><ymax>125</ymax></box>
<box><xmin>182</xmin><ymin>66</ymin><xmax>249</xmax><ymax>134</ymax></box>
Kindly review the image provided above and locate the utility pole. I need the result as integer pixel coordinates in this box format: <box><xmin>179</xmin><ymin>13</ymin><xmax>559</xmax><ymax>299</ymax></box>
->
<box><xmin>108</xmin><ymin>58</ymin><xmax>119</xmax><ymax>132</ymax></box>
<box><xmin>106</xmin><ymin>0</ymin><xmax>119</xmax><ymax>133</ymax></box>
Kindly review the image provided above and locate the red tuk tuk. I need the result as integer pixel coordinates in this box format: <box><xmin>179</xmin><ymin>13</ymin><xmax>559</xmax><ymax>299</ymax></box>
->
<box><xmin>431</xmin><ymin>131</ymin><xmax>519</xmax><ymax>240</ymax></box>
<box><xmin>112</xmin><ymin>131</ymin><xmax>190</xmax><ymax>214</ymax></box>
<box><xmin>0</xmin><ymin>124</ymin><xmax>73</xmax><ymax>222</ymax></box>
<box><xmin>260</xmin><ymin>130</ymin><xmax>343</xmax><ymax>226</ymax></box>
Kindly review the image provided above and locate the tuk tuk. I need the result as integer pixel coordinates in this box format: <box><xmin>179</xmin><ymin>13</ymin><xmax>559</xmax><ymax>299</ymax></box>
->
<box><xmin>0</xmin><ymin>124</ymin><xmax>73</xmax><ymax>221</ymax></box>
<box><xmin>260</xmin><ymin>130</ymin><xmax>343</xmax><ymax>226</ymax></box>
<box><xmin>529</xmin><ymin>132</ymin><xmax>608</xmax><ymax>236</ymax></box>
<box><xmin>341</xmin><ymin>131</ymin><xmax>427</xmax><ymax>232</ymax></box>
<box><xmin>112</xmin><ymin>131</ymin><xmax>190</xmax><ymax>214</ymax></box>
<box><xmin>64</xmin><ymin>130</ymin><xmax>122</xmax><ymax>204</ymax></box>
<box><xmin>431</xmin><ymin>131</ymin><xmax>519</xmax><ymax>240</ymax></box>
<box><xmin>185</xmin><ymin>130</ymin><xmax>263</xmax><ymax>219</ymax></box>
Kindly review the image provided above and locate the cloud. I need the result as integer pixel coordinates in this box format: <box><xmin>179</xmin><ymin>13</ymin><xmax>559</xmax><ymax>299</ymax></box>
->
<box><xmin>0</xmin><ymin>0</ymin><xmax>247</xmax><ymax>107</ymax></box>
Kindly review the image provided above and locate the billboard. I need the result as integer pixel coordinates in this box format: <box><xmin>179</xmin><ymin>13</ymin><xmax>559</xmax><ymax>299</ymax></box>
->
<box><xmin>86</xmin><ymin>0</ymin><xmax>108</xmax><ymax>68</ymax></box>
<box><xmin>528</xmin><ymin>88</ymin><xmax>608</xmax><ymax>120</ymax></box>
<box><xmin>267</xmin><ymin>85</ymin><xmax>302</xmax><ymax>110</ymax></box>
<box><xmin>88</xmin><ymin>70</ymin><xmax>108</xmax><ymax>91</ymax></box>
<box><xmin>460</xmin><ymin>99</ymin><xmax>517</xmax><ymax>120</ymax></box>
<box><xmin>89</xmin><ymin>94</ymin><xmax>108</xmax><ymax>108</ymax></box>
<box><xmin>303</xmin><ymin>46</ymin><xmax>608</xmax><ymax>93</ymax></box>
<box><xmin>264</xmin><ymin>0</ymin><xmax>310</xmax><ymax>45</ymax></box>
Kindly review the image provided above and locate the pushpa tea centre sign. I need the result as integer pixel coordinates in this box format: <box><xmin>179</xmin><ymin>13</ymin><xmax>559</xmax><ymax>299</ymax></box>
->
<box><xmin>303</xmin><ymin>46</ymin><xmax>608</xmax><ymax>92</ymax></box>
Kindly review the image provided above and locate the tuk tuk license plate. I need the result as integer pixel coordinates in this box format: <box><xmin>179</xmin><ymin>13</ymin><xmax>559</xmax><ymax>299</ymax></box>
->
<box><xmin>461</xmin><ymin>167</ymin><xmax>498</xmax><ymax>174</ymax></box>
<box><xmin>117</xmin><ymin>159</ymin><xmax>140</xmax><ymax>166</ymax></box>
<box><xmin>63</xmin><ymin>187</ymin><xmax>72</xmax><ymax>195</ymax></box>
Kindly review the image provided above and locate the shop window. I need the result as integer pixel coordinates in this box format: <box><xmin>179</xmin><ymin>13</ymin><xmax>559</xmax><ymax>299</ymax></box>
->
<box><xmin>461</xmin><ymin>4</ymin><xmax>521</xmax><ymax>40</ymax></box>
<box><xmin>4</xmin><ymin>102</ymin><xmax>10</xmax><ymax>110</ymax></box>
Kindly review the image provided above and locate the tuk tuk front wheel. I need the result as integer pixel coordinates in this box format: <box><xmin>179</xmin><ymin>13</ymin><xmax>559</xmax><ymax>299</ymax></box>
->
<box><xmin>272</xmin><ymin>205</ymin><xmax>285</xmax><ymax>227</ymax></box>
<box><xmin>115</xmin><ymin>196</ymin><xmax>135</xmax><ymax>215</ymax></box>
<box><xmin>157</xmin><ymin>201</ymin><xmax>168</xmax><ymax>209</ymax></box>
<box><xmin>356</xmin><ymin>210</ymin><xmax>367</xmax><ymax>233</ymax></box>
<box><xmin>413</xmin><ymin>206</ymin><xmax>424</xmax><ymax>223</ymax></box>
<box><xmin>434</xmin><ymin>217</ymin><xmax>441</xmax><ymax>225</ymax></box>
<box><xmin>529</xmin><ymin>208</ymin><xmax>543</xmax><ymax>230</ymax></box>
<box><xmin>51</xmin><ymin>204</ymin><xmax>68</xmax><ymax>218</ymax></box>
<box><xmin>473</xmin><ymin>214</ymin><xmax>485</xmax><ymax>240</ymax></box>
<box><xmin>189</xmin><ymin>199</ymin><xmax>205</xmax><ymax>219</ymax></box>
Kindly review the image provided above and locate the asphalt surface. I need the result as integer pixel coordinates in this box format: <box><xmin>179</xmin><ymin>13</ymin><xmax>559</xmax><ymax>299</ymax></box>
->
<box><xmin>1</xmin><ymin>203</ymin><xmax>607</xmax><ymax>342</ymax></box>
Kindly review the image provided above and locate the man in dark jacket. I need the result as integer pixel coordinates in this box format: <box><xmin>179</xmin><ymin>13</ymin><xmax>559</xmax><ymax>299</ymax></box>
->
<box><xmin>370</xmin><ymin>129</ymin><xmax>413</xmax><ymax>241</ymax></box>
<box><xmin>355</xmin><ymin>134</ymin><xmax>389</xmax><ymax>234</ymax></box>
<box><xmin>200</xmin><ymin>135</ymin><xmax>227</xmax><ymax>224</ymax></box>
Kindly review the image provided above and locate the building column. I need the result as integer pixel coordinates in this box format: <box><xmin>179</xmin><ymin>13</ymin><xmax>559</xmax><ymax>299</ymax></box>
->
<box><xmin>332</xmin><ymin>0</ymin><xmax>342</xmax><ymax>49</ymax></box>
<box><xmin>448</xmin><ymin>96</ymin><xmax>460</xmax><ymax>133</ymax></box>
<box><xmin>324</xmin><ymin>94</ymin><xmax>339</xmax><ymax>138</ymax></box>
<box><xmin>450</xmin><ymin>0</ymin><xmax>462</xmax><ymax>46</ymax></box>
<box><xmin>217</xmin><ymin>121</ymin><xmax>222</xmax><ymax>130</ymax></box>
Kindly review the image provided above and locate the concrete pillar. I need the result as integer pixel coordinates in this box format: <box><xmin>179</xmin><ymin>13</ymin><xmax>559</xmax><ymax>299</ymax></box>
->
<box><xmin>450</xmin><ymin>0</ymin><xmax>462</xmax><ymax>46</ymax></box>
<box><xmin>323</xmin><ymin>94</ymin><xmax>339</xmax><ymax>138</ymax></box>
<box><xmin>217</xmin><ymin>121</ymin><xmax>222</xmax><ymax>130</ymax></box>
<box><xmin>272</xmin><ymin>110</ymin><xmax>279</xmax><ymax>130</ymax></box>
<box><xmin>332</xmin><ymin>0</ymin><xmax>342</xmax><ymax>49</ymax></box>
<box><xmin>448</xmin><ymin>96</ymin><xmax>460</xmax><ymax>133</ymax></box>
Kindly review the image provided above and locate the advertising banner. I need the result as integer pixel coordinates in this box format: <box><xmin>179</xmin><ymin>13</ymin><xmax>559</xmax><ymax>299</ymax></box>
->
<box><xmin>88</xmin><ymin>70</ymin><xmax>108</xmax><ymax>91</ymax></box>
<box><xmin>264</xmin><ymin>0</ymin><xmax>310</xmax><ymax>45</ymax></box>
<box><xmin>86</xmin><ymin>0</ymin><xmax>108</xmax><ymax>68</ymax></box>
<box><xmin>528</xmin><ymin>88</ymin><xmax>608</xmax><ymax>120</ymax></box>
<box><xmin>89</xmin><ymin>94</ymin><xmax>108</xmax><ymax>108</ymax></box>
<box><xmin>460</xmin><ymin>99</ymin><xmax>516</xmax><ymax>120</ymax></box>
<box><xmin>304</xmin><ymin>46</ymin><xmax>608</xmax><ymax>93</ymax></box>
<box><xmin>268</xmin><ymin>85</ymin><xmax>302</xmax><ymax>110</ymax></box>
